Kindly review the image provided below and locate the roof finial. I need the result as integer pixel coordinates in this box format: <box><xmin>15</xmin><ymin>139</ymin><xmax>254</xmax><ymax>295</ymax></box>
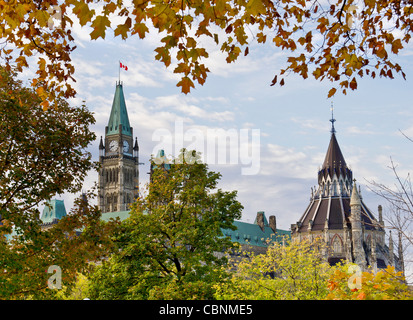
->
<box><xmin>330</xmin><ymin>101</ymin><xmax>336</xmax><ymax>134</ymax></box>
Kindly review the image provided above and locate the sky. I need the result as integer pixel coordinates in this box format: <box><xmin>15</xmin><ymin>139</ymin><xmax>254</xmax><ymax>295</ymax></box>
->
<box><xmin>33</xmin><ymin>6</ymin><xmax>413</xmax><ymax>242</ymax></box>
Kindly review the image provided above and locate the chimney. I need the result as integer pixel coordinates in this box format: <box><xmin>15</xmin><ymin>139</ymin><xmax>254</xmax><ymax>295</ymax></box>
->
<box><xmin>269</xmin><ymin>215</ymin><xmax>277</xmax><ymax>233</ymax></box>
<box><xmin>256</xmin><ymin>211</ymin><xmax>265</xmax><ymax>231</ymax></box>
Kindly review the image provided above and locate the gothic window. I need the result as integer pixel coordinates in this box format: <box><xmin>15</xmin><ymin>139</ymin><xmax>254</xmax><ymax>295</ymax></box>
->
<box><xmin>366</xmin><ymin>234</ymin><xmax>371</xmax><ymax>251</ymax></box>
<box><xmin>331</xmin><ymin>234</ymin><xmax>343</xmax><ymax>254</ymax></box>
<box><xmin>113</xmin><ymin>195</ymin><xmax>117</xmax><ymax>212</ymax></box>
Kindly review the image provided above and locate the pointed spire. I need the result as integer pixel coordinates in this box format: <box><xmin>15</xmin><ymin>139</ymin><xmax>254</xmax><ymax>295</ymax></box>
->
<box><xmin>99</xmin><ymin>136</ymin><xmax>104</xmax><ymax>150</ymax></box>
<box><xmin>350</xmin><ymin>179</ymin><xmax>361</xmax><ymax>206</ymax></box>
<box><xmin>318</xmin><ymin>105</ymin><xmax>352</xmax><ymax>186</ymax></box>
<box><xmin>330</xmin><ymin>102</ymin><xmax>336</xmax><ymax>134</ymax></box>
<box><xmin>106</xmin><ymin>82</ymin><xmax>132</xmax><ymax>136</ymax></box>
<box><xmin>133</xmin><ymin>137</ymin><xmax>139</xmax><ymax>158</ymax></box>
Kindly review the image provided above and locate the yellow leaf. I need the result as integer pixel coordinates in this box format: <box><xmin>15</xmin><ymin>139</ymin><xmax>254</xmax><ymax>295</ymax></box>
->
<box><xmin>246</xmin><ymin>0</ymin><xmax>266</xmax><ymax>16</ymax></box>
<box><xmin>41</xmin><ymin>100</ymin><xmax>50</xmax><ymax>111</ymax></box>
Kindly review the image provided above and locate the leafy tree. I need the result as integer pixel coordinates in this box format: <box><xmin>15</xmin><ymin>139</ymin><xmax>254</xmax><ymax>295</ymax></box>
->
<box><xmin>87</xmin><ymin>150</ymin><xmax>243</xmax><ymax>300</ymax></box>
<box><xmin>1</xmin><ymin>0</ymin><xmax>412</xmax><ymax>98</ymax></box>
<box><xmin>0</xmin><ymin>67</ymin><xmax>116</xmax><ymax>299</ymax></box>
<box><xmin>215</xmin><ymin>238</ymin><xmax>332</xmax><ymax>300</ymax></box>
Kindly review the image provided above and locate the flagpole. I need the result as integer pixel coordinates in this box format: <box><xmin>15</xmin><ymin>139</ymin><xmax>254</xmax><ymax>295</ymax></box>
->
<box><xmin>118</xmin><ymin>60</ymin><xmax>121</xmax><ymax>84</ymax></box>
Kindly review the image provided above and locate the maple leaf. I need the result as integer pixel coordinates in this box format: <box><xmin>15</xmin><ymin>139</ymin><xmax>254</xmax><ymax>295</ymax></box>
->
<box><xmin>90</xmin><ymin>15</ymin><xmax>111</xmax><ymax>40</ymax></box>
<box><xmin>246</xmin><ymin>0</ymin><xmax>266</xmax><ymax>16</ymax></box>
<box><xmin>114</xmin><ymin>17</ymin><xmax>132</xmax><ymax>40</ymax></box>
<box><xmin>349</xmin><ymin>77</ymin><xmax>357</xmax><ymax>90</ymax></box>
<box><xmin>177</xmin><ymin>77</ymin><xmax>195</xmax><ymax>94</ymax></box>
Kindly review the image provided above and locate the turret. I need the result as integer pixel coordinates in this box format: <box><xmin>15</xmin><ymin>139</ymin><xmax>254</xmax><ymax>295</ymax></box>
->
<box><xmin>133</xmin><ymin>137</ymin><xmax>139</xmax><ymax>158</ymax></box>
<box><xmin>99</xmin><ymin>136</ymin><xmax>105</xmax><ymax>159</ymax></box>
<box><xmin>378</xmin><ymin>205</ymin><xmax>384</xmax><ymax>227</ymax></box>
<box><xmin>350</xmin><ymin>180</ymin><xmax>367</xmax><ymax>270</ymax></box>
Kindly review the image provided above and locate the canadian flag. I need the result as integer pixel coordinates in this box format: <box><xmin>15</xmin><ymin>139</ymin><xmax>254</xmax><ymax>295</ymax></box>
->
<box><xmin>120</xmin><ymin>62</ymin><xmax>128</xmax><ymax>71</ymax></box>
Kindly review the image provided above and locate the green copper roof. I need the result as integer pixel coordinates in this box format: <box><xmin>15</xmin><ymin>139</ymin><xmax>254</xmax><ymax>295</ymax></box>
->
<box><xmin>101</xmin><ymin>210</ymin><xmax>131</xmax><ymax>222</ymax></box>
<box><xmin>41</xmin><ymin>199</ymin><xmax>67</xmax><ymax>224</ymax></box>
<box><xmin>106</xmin><ymin>83</ymin><xmax>132</xmax><ymax>136</ymax></box>
<box><xmin>222</xmin><ymin>220</ymin><xmax>290</xmax><ymax>247</ymax></box>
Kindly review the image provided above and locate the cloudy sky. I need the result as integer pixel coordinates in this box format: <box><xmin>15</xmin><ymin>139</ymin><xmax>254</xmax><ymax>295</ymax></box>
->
<box><xmin>36</xmin><ymin>7</ymin><xmax>413</xmax><ymax>236</ymax></box>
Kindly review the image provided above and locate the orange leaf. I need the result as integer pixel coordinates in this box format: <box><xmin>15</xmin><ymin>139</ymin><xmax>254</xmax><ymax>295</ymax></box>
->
<box><xmin>327</xmin><ymin>87</ymin><xmax>336</xmax><ymax>98</ymax></box>
<box><xmin>357</xmin><ymin>292</ymin><xmax>366</xmax><ymax>300</ymax></box>
<box><xmin>177</xmin><ymin>77</ymin><xmax>195</xmax><ymax>94</ymax></box>
<box><xmin>349</xmin><ymin>77</ymin><xmax>357</xmax><ymax>90</ymax></box>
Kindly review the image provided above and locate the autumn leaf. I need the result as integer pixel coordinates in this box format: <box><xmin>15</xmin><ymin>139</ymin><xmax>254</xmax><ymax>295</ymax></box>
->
<box><xmin>90</xmin><ymin>15</ymin><xmax>111</xmax><ymax>40</ymax></box>
<box><xmin>114</xmin><ymin>17</ymin><xmax>132</xmax><ymax>40</ymax></box>
<box><xmin>357</xmin><ymin>292</ymin><xmax>366</xmax><ymax>300</ymax></box>
<box><xmin>327</xmin><ymin>87</ymin><xmax>337</xmax><ymax>98</ymax></box>
<box><xmin>349</xmin><ymin>77</ymin><xmax>357</xmax><ymax>90</ymax></box>
<box><xmin>270</xmin><ymin>75</ymin><xmax>277</xmax><ymax>86</ymax></box>
<box><xmin>246</xmin><ymin>0</ymin><xmax>266</xmax><ymax>16</ymax></box>
<box><xmin>177</xmin><ymin>77</ymin><xmax>195</xmax><ymax>94</ymax></box>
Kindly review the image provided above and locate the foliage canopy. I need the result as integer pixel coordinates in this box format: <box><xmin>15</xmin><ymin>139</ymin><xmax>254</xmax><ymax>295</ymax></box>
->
<box><xmin>0</xmin><ymin>67</ymin><xmax>116</xmax><ymax>299</ymax></box>
<box><xmin>0</xmin><ymin>0</ymin><xmax>411</xmax><ymax>99</ymax></box>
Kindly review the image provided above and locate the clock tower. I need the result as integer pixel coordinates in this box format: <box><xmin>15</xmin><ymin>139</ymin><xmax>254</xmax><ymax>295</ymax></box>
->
<box><xmin>98</xmin><ymin>82</ymin><xmax>140</xmax><ymax>213</ymax></box>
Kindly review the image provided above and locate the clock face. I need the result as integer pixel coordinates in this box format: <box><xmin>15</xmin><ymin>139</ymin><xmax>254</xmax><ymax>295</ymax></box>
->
<box><xmin>109</xmin><ymin>140</ymin><xmax>118</xmax><ymax>152</ymax></box>
<box><xmin>123</xmin><ymin>140</ymin><xmax>129</xmax><ymax>153</ymax></box>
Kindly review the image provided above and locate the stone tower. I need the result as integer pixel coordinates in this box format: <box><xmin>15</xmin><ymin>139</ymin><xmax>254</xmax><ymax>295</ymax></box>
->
<box><xmin>98</xmin><ymin>82</ymin><xmax>140</xmax><ymax>213</ymax></box>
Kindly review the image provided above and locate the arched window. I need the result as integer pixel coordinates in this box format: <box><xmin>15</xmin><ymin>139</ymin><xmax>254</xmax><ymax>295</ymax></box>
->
<box><xmin>331</xmin><ymin>234</ymin><xmax>343</xmax><ymax>254</ymax></box>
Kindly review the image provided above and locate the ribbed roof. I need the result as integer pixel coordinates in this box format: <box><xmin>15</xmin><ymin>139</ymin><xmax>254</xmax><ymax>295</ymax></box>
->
<box><xmin>296</xmin><ymin>196</ymin><xmax>378</xmax><ymax>232</ymax></box>
<box><xmin>318</xmin><ymin>133</ymin><xmax>352</xmax><ymax>183</ymax></box>
<box><xmin>322</xmin><ymin>133</ymin><xmax>346</xmax><ymax>169</ymax></box>
<box><xmin>106</xmin><ymin>83</ymin><xmax>132</xmax><ymax>136</ymax></box>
